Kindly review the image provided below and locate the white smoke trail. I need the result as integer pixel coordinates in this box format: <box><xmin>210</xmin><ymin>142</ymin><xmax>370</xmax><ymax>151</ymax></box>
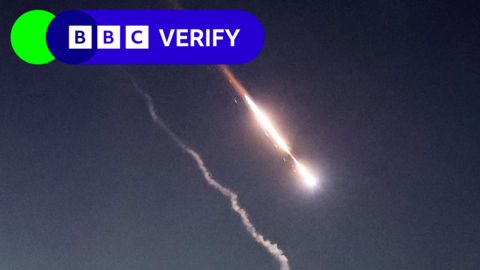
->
<box><xmin>128</xmin><ymin>76</ymin><xmax>290</xmax><ymax>270</ymax></box>
<box><xmin>187</xmin><ymin>149</ymin><xmax>290</xmax><ymax>270</ymax></box>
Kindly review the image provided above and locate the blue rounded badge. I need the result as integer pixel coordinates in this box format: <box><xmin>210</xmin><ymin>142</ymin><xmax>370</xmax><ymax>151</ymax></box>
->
<box><xmin>45</xmin><ymin>10</ymin><xmax>264</xmax><ymax>65</ymax></box>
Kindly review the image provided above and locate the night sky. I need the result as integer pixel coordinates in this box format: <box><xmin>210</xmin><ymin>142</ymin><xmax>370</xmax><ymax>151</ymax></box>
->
<box><xmin>2</xmin><ymin>0</ymin><xmax>480</xmax><ymax>269</ymax></box>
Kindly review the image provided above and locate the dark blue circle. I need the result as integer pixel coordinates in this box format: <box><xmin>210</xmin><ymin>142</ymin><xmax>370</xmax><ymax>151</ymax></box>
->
<box><xmin>47</xmin><ymin>10</ymin><xmax>97</xmax><ymax>64</ymax></box>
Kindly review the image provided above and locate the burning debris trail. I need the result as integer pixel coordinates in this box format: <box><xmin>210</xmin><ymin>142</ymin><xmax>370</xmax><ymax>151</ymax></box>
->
<box><xmin>128</xmin><ymin>77</ymin><xmax>290</xmax><ymax>270</ymax></box>
<box><xmin>218</xmin><ymin>65</ymin><xmax>318</xmax><ymax>188</ymax></box>
<box><xmin>164</xmin><ymin>0</ymin><xmax>314</xmax><ymax>187</ymax></box>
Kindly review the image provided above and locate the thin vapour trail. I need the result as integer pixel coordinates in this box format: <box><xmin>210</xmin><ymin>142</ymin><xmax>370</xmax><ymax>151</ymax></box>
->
<box><xmin>127</xmin><ymin>76</ymin><xmax>290</xmax><ymax>270</ymax></box>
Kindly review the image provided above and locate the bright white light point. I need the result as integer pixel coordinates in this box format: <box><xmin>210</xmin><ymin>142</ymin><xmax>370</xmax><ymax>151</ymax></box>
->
<box><xmin>293</xmin><ymin>158</ymin><xmax>318</xmax><ymax>188</ymax></box>
<box><xmin>303</xmin><ymin>174</ymin><xmax>318</xmax><ymax>188</ymax></box>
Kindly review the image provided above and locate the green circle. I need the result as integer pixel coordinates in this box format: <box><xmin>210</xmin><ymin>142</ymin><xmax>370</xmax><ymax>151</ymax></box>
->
<box><xmin>11</xmin><ymin>10</ymin><xmax>55</xmax><ymax>65</ymax></box>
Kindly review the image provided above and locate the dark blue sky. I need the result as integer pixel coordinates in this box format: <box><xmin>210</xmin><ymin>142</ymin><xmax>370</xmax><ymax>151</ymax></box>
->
<box><xmin>1</xmin><ymin>0</ymin><xmax>479</xmax><ymax>269</ymax></box>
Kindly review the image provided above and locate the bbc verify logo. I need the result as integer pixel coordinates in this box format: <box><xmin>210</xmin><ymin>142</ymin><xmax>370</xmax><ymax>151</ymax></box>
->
<box><xmin>69</xmin><ymin>26</ymin><xmax>150</xmax><ymax>49</ymax></box>
<box><xmin>69</xmin><ymin>26</ymin><xmax>240</xmax><ymax>49</ymax></box>
<box><xmin>11</xmin><ymin>10</ymin><xmax>263</xmax><ymax>65</ymax></box>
